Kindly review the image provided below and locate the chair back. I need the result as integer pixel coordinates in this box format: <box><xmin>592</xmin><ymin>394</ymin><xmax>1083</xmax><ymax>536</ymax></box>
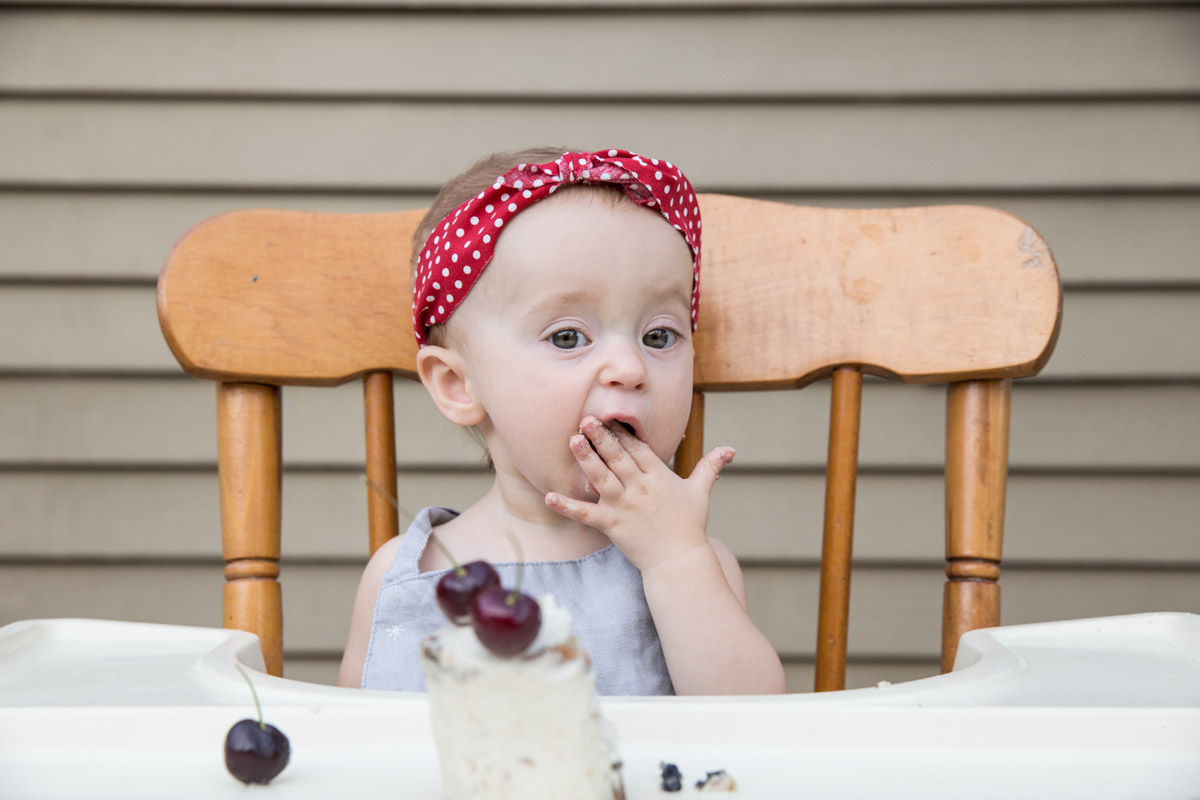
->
<box><xmin>157</xmin><ymin>196</ymin><xmax>1061</xmax><ymax>685</ymax></box>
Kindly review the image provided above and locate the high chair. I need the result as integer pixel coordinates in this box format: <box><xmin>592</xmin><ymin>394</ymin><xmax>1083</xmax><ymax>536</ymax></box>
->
<box><xmin>157</xmin><ymin>196</ymin><xmax>1061</xmax><ymax>688</ymax></box>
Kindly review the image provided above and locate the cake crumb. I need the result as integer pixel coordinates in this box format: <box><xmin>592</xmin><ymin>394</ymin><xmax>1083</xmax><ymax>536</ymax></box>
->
<box><xmin>696</xmin><ymin>769</ymin><xmax>737</xmax><ymax>792</ymax></box>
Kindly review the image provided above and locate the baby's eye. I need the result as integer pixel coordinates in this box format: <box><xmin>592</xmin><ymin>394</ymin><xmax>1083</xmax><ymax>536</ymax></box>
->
<box><xmin>643</xmin><ymin>328</ymin><xmax>677</xmax><ymax>349</ymax></box>
<box><xmin>550</xmin><ymin>329</ymin><xmax>590</xmax><ymax>349</ymax></box>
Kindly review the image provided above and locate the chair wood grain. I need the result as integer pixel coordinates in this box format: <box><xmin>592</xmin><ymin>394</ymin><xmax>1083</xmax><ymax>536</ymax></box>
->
<box><xmin>158</xmin><ymin>209</ymin><xmax>423</xmax><ymax>386</ymax></box>
<box><xmin>157</xmin><ymin>194</ymin><xmax>1061</xmax><ymax>683</ymax></box>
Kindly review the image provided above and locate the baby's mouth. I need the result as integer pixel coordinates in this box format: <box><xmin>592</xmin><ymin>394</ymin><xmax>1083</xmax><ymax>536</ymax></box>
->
<box><xmin>583</xmin><ymin>419</ymin><xmax>638</xmax><ymax>449</ymax></box>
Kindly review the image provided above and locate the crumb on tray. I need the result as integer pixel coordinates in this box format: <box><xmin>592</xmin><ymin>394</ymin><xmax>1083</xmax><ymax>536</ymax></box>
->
<box><xmin>696</xmin><ymin>769</ymin><xmax>737</xmax><ymax>792</ymax></box>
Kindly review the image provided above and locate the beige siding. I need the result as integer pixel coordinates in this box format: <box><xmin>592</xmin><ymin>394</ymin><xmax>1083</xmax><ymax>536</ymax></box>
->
<box><xmin>4</xmin><ymin>471</ymin><xmax>1199</xmax><ymax>564</ymax></box>
<box><xmin>0</xmin><ymin>2</ymin><xmax>1196</xmax><ymax>695</ymax></box>
<box><xmin>3</xmin><ymin>192</ymin><xmax>1197</xmax><ymax>284</ymax></box>
<box><xmin>3</xmin><ymin>378</ymin><xmax>1199</xmax><ymax>468</ymax></box>
<box><xmin>4</xmin><ymin>100</ymin><xmax>1199</xmax><ymax>190</ymax></box>
<box><xmin>3</xmin><ymin>8</ymin><xmax>1197</xmax><ymax>97</ymax></box>
<box><xmin>6</xmin><ymin>284</ymin><xmax>1200</xmax><ymax>377</ymax></box>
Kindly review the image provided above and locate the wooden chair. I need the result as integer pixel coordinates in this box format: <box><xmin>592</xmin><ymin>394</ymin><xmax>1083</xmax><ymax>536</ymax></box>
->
<box><xmin>157</xmin><ymin>196</ymin><xmax>1061</xmax><ymax>688</ymax></box>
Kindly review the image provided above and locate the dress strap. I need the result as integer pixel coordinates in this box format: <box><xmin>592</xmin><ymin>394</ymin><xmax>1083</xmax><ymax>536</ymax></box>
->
<box><xmin>385</xmin><ymin>506</ymin><xmax>457</xmax><ymax>580</ymax></box>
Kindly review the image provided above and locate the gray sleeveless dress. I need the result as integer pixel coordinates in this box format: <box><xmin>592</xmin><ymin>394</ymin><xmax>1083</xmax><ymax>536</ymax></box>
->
<box><xmin>361</xmin><ymin>507</ymin><xmax>674</xmax><ymax>696</ymax></box>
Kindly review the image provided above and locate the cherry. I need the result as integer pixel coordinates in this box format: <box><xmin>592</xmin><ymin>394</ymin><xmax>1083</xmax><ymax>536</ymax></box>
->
<box><xmin>225</xmin><ymin>719</ymin><xmax>290</xmax><ymax>785</ymax></box>
<box><xmin>471</xmin><ymin>586</ymin><xmax>541</xmax><ymax>656</ymax></box>
<box><xmin>225</xmin><ymin>665</ymin><xmax>290</xmax><ymax>785</ymax></box>
<box><xmin>436</xmin><ymin>560</ymin><xmax>501</xmax><ymax>624</ymax></box>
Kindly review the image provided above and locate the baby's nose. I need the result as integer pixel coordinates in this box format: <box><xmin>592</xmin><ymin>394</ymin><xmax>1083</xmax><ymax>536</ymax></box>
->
<box><xmin>598</xmin><ymin>342</ymin><xmax>648</xmax><ymax>390</ymax></box>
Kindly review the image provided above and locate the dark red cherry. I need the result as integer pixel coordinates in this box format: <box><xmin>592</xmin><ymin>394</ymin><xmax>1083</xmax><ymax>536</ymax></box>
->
<box><xmin>225</xmin><ymin>718</ymin><xmax>290</xmax><ymax>785</ymax></box>
<box><xmin>471</xmin><ymin>586</ymin><xmax>541</xmax><ymax>656</ymax></box>
<box><xmin>226</xmin><ymin>664</ymin><xmax>290</xmax><ymax>785</ymax></box>
<box><xmin>436</xmin><ymin>560</ymin><xmax>501</xmax><ymax>624</ymax></box>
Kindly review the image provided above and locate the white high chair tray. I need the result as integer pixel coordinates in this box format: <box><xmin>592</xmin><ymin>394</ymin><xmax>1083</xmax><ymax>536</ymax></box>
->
<box><xmin>1</xmin><ymin>612</ymin><xmax>1198</xmax><ymax>799</ymax></box>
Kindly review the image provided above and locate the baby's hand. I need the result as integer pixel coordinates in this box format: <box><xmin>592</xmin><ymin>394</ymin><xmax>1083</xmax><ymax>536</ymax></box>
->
<box><xmin>545</xmin><ymin>416</ymin><xmax>735</xmax><ymax>573</ymax></box>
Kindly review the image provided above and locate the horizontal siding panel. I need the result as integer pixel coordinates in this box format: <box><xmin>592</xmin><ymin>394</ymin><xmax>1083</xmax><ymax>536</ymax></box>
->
<box><xmin>3</xmin><ymin>191</ymin><xmax>1197</xmax><ymax>285</ymax></box>
<box><xmin>0</xmin><ymin>470</ymin><xmax>491</xmax><ymax>560</ymax></box>
<box><xmin>1041</xmin><ymin>290</ymin><xmax>1200</xmax><ymax>379</ymax></box>
<box><xmin>0</xmin><ymin>378</ymin><xmax>485</xmax><ymax>467</ymax></box>
<box><xmin>750</xmin><ymin>565</ymin><xmax>1200</xmax><ymax>657</ymax></box>
<box><xmin>3</xmin><ymin>470</ymin><xmax>1196</xmax><ymax>565</ymax></box>
<box><xmin>2</xmin><ymin>100</ymin><xmax>1198</xmax><ymax>191</ymax></box>
<box><xmin>3</xmin><ymin>8</ymin><xmax>1197</xmax><ymax>97</ymax></box>
<box><xmin>4</xmin><ymin>563</ymin><xmax>1196</xmax><ymax>660</ymax></box>
<box><xmin>713</xmin><ymin>472</ymin><xmax>1200</xmax><ymax>565</ymax></box>
<box><xmin>3</xmin><ymin>285</ymin><xmax>176</xmax><ymax>372</ymax></box>
<box><xmin>2</xmin><ymin>377</ymin><xmax>1198</xmax><ymax>469</ymax></box>
<box><xmin>6</xmin><ymin>285</ymin><xmax>1200</xmax><ymax>380</ymax></box>
<box><xmin>707</xmin><ymin>382</ymin><xmax>1200</xmax><ymax>470</ymax></box>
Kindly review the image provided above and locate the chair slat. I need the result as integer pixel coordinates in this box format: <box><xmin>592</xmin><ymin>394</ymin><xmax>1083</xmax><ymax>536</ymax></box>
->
<box><xmin>216</xmin><ymin>382</ymin><xmax>284</xmax><ymax>676</ymax></box>
<box><xmin>158</xmin><ymin>209</ymin><xmax>422</xmax><ymax>386</ymax></box>
<box><xmin>815</xmin><ymin>366</ymin><xmax>864</xmax><ymax>691</ymax></box>
<box><xmin>694</xmin><ymin>196</ymin><xmax>1061</xmax><ymax>390</ymax></box>
<box><xmin>943</xmin><ymin>379</ymin><xmax>1010</xmax><ymax>671</ymax></box>
<box><xmin>363</xmin><ymin>371</ymin><xmax>399</xmax><ymax>556</ymax></box>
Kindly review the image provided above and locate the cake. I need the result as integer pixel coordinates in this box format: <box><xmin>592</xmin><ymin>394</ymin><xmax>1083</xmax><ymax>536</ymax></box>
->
<box><xmin>421</xmin><ymin>594</ymin><xmax>625</xmax><ymax>799</ymax></box>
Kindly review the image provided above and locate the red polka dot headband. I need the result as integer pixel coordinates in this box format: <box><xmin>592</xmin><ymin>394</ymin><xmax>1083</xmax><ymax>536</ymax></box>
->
<box><xmin>413</xmin><ymin>149</ymin><xmax>702</xmax><ymax>346</ymax></box>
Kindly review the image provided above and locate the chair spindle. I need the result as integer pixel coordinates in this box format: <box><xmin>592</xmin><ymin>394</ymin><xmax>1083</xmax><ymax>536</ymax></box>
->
<box><xmin>943</xmin><ymin>378</ymin><xmax>1010</xmax><ymax>672</ymax></box>
<box><xmin>815</xmin><ymin>366</ymin><xmax>864</xmax><ymax>691</ymax></box>
<box><xmin>673</xmin><ymin>391</ymin><xmax>706</xmax><ymax>478</ymax></box>
<box><xmin>363</xmin><ymin>371</ymin><xmax>399</xmax><ymax>556</ymax></box>
<box><xmin>216</xmin><ymin>382</ymin><xmax>284</xmax><ymax>676</ymax></box>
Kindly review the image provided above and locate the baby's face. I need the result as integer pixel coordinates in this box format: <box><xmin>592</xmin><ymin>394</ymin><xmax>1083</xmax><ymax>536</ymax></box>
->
<box><xmin>454</xmin><ymin>189</ymin><xmax>696</xmax><ymax>502</ymax></box>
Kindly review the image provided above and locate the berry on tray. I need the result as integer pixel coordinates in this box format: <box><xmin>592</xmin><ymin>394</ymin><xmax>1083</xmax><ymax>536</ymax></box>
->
<box><xmin>225</xmin><ymin>665</ymin><xmax>290</xmax><ymax>785</ymax></box>
<box><xmin>659</xmin><ymin>761</ymin><xmax>683</xmax><ymax>792</ymax></box>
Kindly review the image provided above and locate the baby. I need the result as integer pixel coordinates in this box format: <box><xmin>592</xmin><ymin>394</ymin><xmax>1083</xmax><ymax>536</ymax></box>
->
<box><xmin>339</xmin><ymin>147</ymin><xmax>786</xmax><ymax>695</ymax></box>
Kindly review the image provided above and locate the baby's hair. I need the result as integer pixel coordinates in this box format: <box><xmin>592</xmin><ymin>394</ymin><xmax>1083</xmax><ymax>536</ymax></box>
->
<box><xmin>413</xmin><ymin>146</ymin><xmax>627</xmax><ymax>348</ymax></box>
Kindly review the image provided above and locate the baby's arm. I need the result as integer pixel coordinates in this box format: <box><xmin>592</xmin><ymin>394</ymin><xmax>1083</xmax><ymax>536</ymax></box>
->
<box><xmin>545</xmin><ymin>418</ymin><xmax>787</xmax><ymax>695</ymax></box>
<box><xmin>337</xmin><ymin>533</ymin><xmax>402</xmax><ymax>688</ymax></box>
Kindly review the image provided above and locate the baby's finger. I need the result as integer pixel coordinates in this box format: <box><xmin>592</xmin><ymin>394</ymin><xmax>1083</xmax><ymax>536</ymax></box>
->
<box><xmin>569</xmin><ymin>433</ymin><xmax>625</xmax><ymax>496</ymax></box>
<box><xmin>545</xmin><ymin>492</ymin><xmax>609</xmax><ymax>531</ymax></box>
<box><xmin>606</xmin><ymin>421</ymin><xmax>660</xmax><ymax>472</ymax></box>
<box><xmin>580</xmin><ymin>418</ymin><xmax>638</xmax><ymax>481</ymax></box>
<box><xmin>687</xmin><ymin>446</ymin><xmax>736</xmax><ymax>496</ymax></box>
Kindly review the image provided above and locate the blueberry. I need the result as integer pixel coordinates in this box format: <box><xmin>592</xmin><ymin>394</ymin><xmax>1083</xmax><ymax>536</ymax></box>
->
<box><xmin>659</xmin><ymin>761</ymin><xmax>683</xmax><ymax>792</ymax></box>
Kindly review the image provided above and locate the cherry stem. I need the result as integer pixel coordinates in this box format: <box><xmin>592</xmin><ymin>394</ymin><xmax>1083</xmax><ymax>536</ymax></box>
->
<box><xmin>504</xmin><ymin>531</ymin><xmax>525</xmax><ymax>606</ymax></box>
<box><xmin>234</xmin><ymin>663</ymin><xmax>266</xmax><ymax>731</ymax></box>
<box><xmin>361</xmin><ymin>475</ymin><xmax>463</xmax><ymax>574</ymax></box>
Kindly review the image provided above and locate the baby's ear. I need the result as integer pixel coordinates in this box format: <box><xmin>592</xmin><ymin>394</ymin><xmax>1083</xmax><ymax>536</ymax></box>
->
<box><xmin>416</xmin><ymin>345</ymin><xmax>486</xmax><ymax>427</ymax></box>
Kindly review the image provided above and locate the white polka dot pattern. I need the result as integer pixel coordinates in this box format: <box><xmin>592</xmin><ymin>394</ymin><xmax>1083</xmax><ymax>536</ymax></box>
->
<box><xmin>412</xmin><ymin>149</ymin><xmax>702</xmax><ymax>346</ymax></box>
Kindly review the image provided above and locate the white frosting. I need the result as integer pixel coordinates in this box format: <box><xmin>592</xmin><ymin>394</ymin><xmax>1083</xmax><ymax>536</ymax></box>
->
<box><xmin>421</xmin><ymin>594</ymin><xmax>623</xmax><ymax>799</ymax></box>
<box><xmin>428</xmin><ymin>594</ymin><xmax>575</xmax><ymax>673</ymax></box>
